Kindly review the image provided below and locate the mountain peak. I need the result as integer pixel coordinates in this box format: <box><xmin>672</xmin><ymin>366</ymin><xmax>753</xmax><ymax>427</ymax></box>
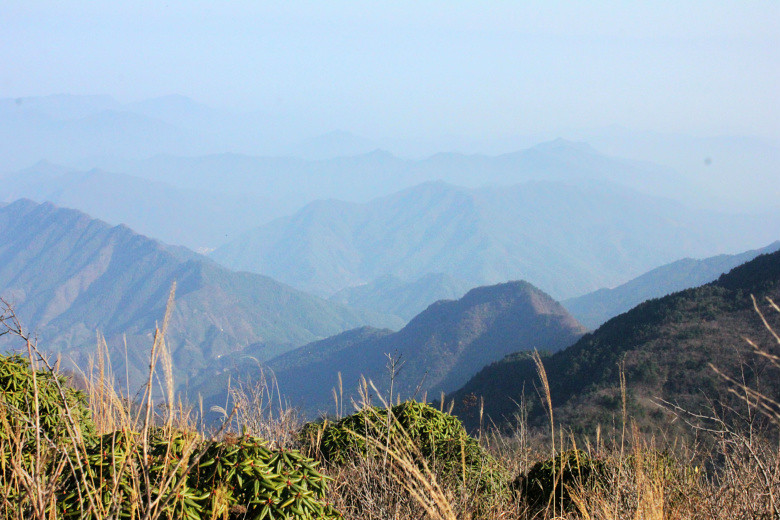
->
<box><xmin>264</xmin><ymin>279</ymin><xmax>586</xmax><ymax>416</ymax></box>
<box><xmin>410</xmin><ymin>280</ymin><xmax>582</xmax><ymax>334</ymax></box>
<box><xmin>352</xmin><ymin>148</ymin><xmax>397</xmax><ymax>161</ymax></box>
<box><xmin>4</xmin><ymin>198</ymin><xmax>41</xmax><ymax>213</ymax></box>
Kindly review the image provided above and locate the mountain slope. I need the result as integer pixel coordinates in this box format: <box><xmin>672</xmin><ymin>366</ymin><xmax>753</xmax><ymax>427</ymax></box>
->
<box><xmin>212</xmin><ymin>180</ymin><xmax>779</xmax><ymax>299</ymax></box>
<box><xmin>0</xmin><ymin>162</ymin><xmax>279</xmax><ymax>250</ymax></box>
<box><xmin>329</xmin><ymin>273</ymin><xmax>473</xmax><ymax>322</ymax></box>
<box><xmin>228</xmin><ymin>281</ymin><xmax>586</xmax><ymax>417</ymax></box>
<box><xmin>0</xmin><ymin>200</ymin><xmax>401</xmax><ymax>387</ymax></box>
<box><xmin>449</xmin><ymin>249</ymin><xmax>780</xmax><ymax>433</ymax></box>
<box><xmin>563</xmin><ymin>241</ymin><xmax>780</xmax><ymax>329</ymax></box>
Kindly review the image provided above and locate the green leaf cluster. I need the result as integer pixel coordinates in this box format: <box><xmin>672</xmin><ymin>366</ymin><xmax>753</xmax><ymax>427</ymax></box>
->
<box><xmin>58</xmin><ymin>429</ymin><xmax>340</xmax><ymax>520</ymax></box>
<box><xmin>1</xmin><ymin>354</ymin><xmax>338</xmax><ymax>519</ymax></box>
<box><xmin>301</xmin><ymin>400</ymin><xmax>509</xmax><ymax>495</ymax></box>
<box><xmin>0</xmin><ymin>353</ymin><xmax>94</xmax><ymax>454</ymax></box>
<box><xmin>514</xmin><ymin>449</ymin><xmax>606</xmax><ymax>510</ymax></box>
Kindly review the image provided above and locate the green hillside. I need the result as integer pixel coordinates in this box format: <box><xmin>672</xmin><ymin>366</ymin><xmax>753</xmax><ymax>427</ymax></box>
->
<box><xmin>449</xmin><ymin>249</ymin><xmax>780</xmax><ymax>434</ymax></box>
<box><xmin>563</xmin><ymin>241</ymin><xmax>780</xmax><ymax>329</ymax></box>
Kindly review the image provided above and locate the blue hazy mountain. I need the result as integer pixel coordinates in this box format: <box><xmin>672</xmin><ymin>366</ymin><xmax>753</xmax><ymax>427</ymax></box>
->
<box><xmin>0</xmin><ymin>199</ymin><xmax>401</xmax><ymax>388</ymax></box>
<box><xmin>574</xmin><ymin>127</ymin><xmax>780</xmax><ymax>212</ymax></box>
<box><xmin>0</xmin><ymin>94</ymin><xmax>293</xmax><ymax>169</ymax></box>
<box><xmin>329</xmin><ymin>273</ymin><xmax>473</xmax><ymax>322</ymax></box>
<box><xmin>78</xmin><ymin>138</ymin><xmax>697</xmax><ymax>216</ymax></box>
<box><xmin>0</xmin><ymin>161</ymin><xmax>281</xmax><ymax>251</ymax></box>
<box><xmin>3</xmin><ymin>95</ymin><xmax>775</xmax><ymax>217</ymax></box>
<box><xmin>211</xmin><ymin>180</ymin><xmax>780</xmax><ymax>300</ymax></box>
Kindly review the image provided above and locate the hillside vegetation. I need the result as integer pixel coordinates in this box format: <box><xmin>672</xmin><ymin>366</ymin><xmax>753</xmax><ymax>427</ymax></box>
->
<box><xmin>450</xmin><ymin>249</ymin><xmax>780</xmax><ymax>435</ymax></box>
<box><xmin>563</xmin><ymin>241</ymin><xmax>780</xmax><ymax>329</ymax></box>
<box><xmin>2</xmin><ymin>283</ymin><xmax>779</xmax><ymax>519</ymax></box>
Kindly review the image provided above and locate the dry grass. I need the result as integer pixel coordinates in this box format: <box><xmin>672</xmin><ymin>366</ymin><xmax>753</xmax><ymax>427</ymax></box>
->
<box><xmin>213</xmin><ymin>365</ymin><xmax>304</xmax><ymax>450</ymax></box>
<box><xmin>0</xmin><ymin>290</ymin><xmax>778</xmax><ymax>519</ymax></box>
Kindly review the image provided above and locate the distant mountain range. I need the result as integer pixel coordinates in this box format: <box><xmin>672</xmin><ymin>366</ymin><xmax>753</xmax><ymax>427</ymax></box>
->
<box><xmin>0</xmin><ymin>200</ymin><xmax>401</xmax><ymax>388</ymax></box>
<box><xmin>0</xmin><ymin>94</ymin><xmax>298</xmax><ymax>169</ymax></box>
<box><xmin>449</xmin><ymin>249</ymin><xmax>780</xmax><ymax>434</ymax></box>
<box><xmin>211</xmin><ymin>180</ymin><xmax>780</xmax><ymax>299</ymax></box>
<box><xmin>77</xmin><ymin>137</ymin><xmax>697</xmax><ymax>214</ymax></box>
<box><xmin>192</xmin><ymin>281</ymin><xmax>586</xmax><ymax>418</ymax></box>
<box><xmin>4</xmin><ymin>112</ymin><xmax>777</xmax><ymax>264</ymax></box>
<box><xmin>572</xmin><ymin>127</ymin><xmax>780</xmax><ymax>213</ymax></box>
<box><xmin>5</xmin><ymin>137</ymin><xmax>698</xmax><ymax>250</ymax></box>
<box><xmin>3</xmin><ymin>94</ymin><xmax>776</xmax><ymax>215</ymax></box>
<box><xmin>563</xmin><ymin>241</ymin><xmax>780</xmax><ymax>329</ymax></box>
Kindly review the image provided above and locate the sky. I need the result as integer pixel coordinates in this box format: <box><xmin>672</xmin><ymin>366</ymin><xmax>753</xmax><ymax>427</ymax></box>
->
<box><xmin>2</xmin><ymin>1</ymin><xmax>778</xmax><ymax>143</ymax></box>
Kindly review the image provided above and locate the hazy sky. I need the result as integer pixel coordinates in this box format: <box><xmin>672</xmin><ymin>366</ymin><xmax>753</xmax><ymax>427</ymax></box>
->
<box><xmin>2</xmin><ymin>1</ymin><xmax>778</xmax><ymax>142</ymax></box>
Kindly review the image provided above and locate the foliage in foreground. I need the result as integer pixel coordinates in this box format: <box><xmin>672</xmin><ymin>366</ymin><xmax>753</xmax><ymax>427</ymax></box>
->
<box><xmin>0</xmin><ymin>292</ymin><xmax>339</xmax><ymax>520</ymax></box>
<box><xmin>514</xmin><ymin>449</ymin><xmax>607</xmax><ymax>511</ymax></box>
<box><xmin>57</xmin><ymin>429</ymin><xmax>339</xmax><ymax>520</ymax></box>
<box><xmin>0</xmin><ymin>353</ymin><xmax>94</xmax><ymax>450</ymax></box>
<box><xmin>2</xmin><ymin>290</ymin><xmax>780</xmax><ymax>519</ymax></box>
<box><xmin>301</xmin><ymin>400</ymin><xmax>509</xmax><ymax>495</ymax></box>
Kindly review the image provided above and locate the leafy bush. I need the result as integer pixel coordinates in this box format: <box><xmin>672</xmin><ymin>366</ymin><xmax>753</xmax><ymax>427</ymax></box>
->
<box><xmin>58</xmin><ymin>429</ymin><xmax>340</xmax><ymax>520</ymax></box>
<box><xmin>0</xmin><ymin>353</ymin><xmax>94</xmax><ymax>453</ymax></box>
<box><xmin>301</xmin><ymin>401</ymin><xmax>509</xmax><ymax>494</ymax></box>
<box><xmin>515</xmin><ymin>449</ymin><xmax>606</xmax><ymax>510</ymax></box>
<box><xmin>1</xmin><ymin>353</ymin><xmax>336</xmax><ymax>519</ymax></box>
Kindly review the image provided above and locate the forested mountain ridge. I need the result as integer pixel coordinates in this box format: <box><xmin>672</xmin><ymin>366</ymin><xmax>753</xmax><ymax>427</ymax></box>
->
<box><xmin>563</xmin><ymin>241</ymin><xmax>780</xmax><ymax>329</ymax></box>
<box><xmin>449</xmin><ymin>249</ymin><xmax>780</xmax><ymax>434</ymax></box>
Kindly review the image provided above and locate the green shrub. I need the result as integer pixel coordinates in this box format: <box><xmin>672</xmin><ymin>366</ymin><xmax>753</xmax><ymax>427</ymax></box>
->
<box><xmin>301</xmin><ymin>401</ymin><xmax>509</xmax><ymax>495</ymax></box>
<box><xmin>0</xmin><ymin>353</ymin><xmax>95</xmax><ymax>517</ymax></box>
<box><xmin>58</xmin><ymin>429</ymin><xmax>340</xmax><ymax>520</ymax></box>
<box><xmin>515</xmin><ymin>449</ymin><xmax>606</xmax><ymax>511</ymax></box>
<box><xmin>0</xmin><ymin>354</ymin><xmax>94</xmax><ymax>460</ymax></box>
